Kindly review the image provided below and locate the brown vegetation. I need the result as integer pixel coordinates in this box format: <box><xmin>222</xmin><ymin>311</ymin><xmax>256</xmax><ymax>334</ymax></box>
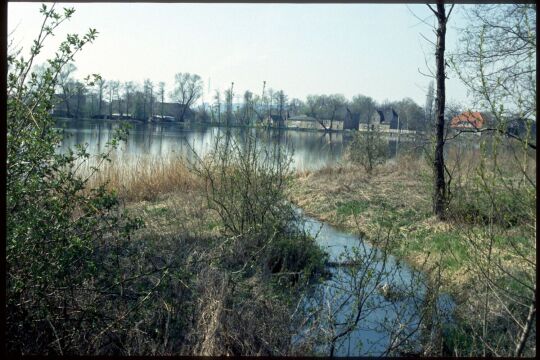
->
<box><xmin>291</xmin><ymin>146</ymin><xmax>535</xmax><ymax>289</ymax></box>
<box><xmin>81</xmin><ymin>153</ymin><xmax>203</xmax><ymax>202</ymax></box>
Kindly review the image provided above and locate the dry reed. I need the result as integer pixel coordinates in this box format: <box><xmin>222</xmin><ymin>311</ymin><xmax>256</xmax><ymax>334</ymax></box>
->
<box><xmin>79</xmin><ymin>152</ymin><xmax>203</xmax><ymax>202</ymax></box>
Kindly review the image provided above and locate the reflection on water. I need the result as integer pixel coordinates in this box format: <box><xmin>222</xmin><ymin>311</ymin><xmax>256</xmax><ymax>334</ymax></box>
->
<box><xmin>296</xmin><ymin>211</ymin><xmax>455</xmax><ymax>356</ymax></box>
<box><xmin>56</xmin><ymin>119</ymin><xmax>411</xmax><ymax>171</ymax></box>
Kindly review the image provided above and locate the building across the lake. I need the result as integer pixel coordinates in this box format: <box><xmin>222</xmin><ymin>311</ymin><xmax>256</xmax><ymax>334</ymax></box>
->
<box><xmin>286</xmin><ymin>115</ymin><xmax>344</xmax><ymax>131</ymax></box>
<box><xmin>91</xmin><ymin>113</ymin><xmax>132</xmax><ymax>120</ymax></box>
<box><xmin>450</xmin><ymin>111</ymin><xmax>485</xmax><ymax>130</ymax></box>
<box><xmin>150</xmin><ymin>115</ymin><xmax>176</xmax><ymax>122</ymax></box>
<box><xmin>344</xmin><ymin>109</ymin><xmax>360</xmax><ymax>130</ymax></box>
<box><xmin>266</xmin><ymin>114</ymin><xmax>285</xmax><ymax>128</ymax></box>
<box><xmin>375</xmin><ymin>108</ymin><xmax>401</xmax><ymax>129</ymax></box>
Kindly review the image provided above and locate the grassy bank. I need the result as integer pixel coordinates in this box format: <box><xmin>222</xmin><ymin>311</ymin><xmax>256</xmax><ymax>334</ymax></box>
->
<box><xmin>63</xmin><ymin>142</ymin><xmax>535</xmax><ymax>356</ymax></box>
<box><xmin>290</xmin><ymin>150</ymin><xmax>535</xmax><ymax>293</ymax></box>
<box><xmin>290</xmin><ymin>144</ymin><xmax>536</xmax><ymax>355</ymax></box>
<box><xmin>79</xmin><ymin>146</ymin><xmax>534</xmax><ymax>295</ymax></box>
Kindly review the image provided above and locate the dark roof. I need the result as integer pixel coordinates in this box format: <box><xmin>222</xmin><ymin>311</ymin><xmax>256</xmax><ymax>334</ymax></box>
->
<box><xmin>268</xmin><ymin>114</ymin><xmax>283</xmax><ymax>121</ymax></box>
<box><xmin>375</xmin><ymin>108</ymin><xmax>400</xmax><ymax>129</ymax></box>
<box><xmin>377</xmin><ymin>110</ymin><xmax>385</xmax><ymax>122</ymax></box>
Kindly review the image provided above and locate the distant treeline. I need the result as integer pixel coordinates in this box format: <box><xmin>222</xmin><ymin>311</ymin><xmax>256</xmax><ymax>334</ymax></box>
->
<box><xmin>50</xmin><ymin>67</ymin><xmax>533</xmax><ymax>136</ymax></box>
<box><xmin>48</xmin><ymin>64</ymin><xmax>439</xmax><ymax>130</ymax></box>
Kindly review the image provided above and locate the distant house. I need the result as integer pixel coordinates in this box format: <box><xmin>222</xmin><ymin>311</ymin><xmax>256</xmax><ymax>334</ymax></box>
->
<box><xmin>344</xmin><ymin>108</ymin><xmax>360</xmax><ymax>130</ymax></box>
<box><xmin>110</xmin><ymin>113</ymin><xmax>132</xmax><ymax>120</ymax></box>
<box><xmin>150</xmin><ymin>115</ymin><xmax>176</xmax><ymax>122</ymax></box>
<box><xmin>286</xmin><ymin>115</ymin><xmax>316</xmax><ymax>129</ymax></box>
<box><xmin>450</xmin><ymin>111</ymin><xmax>485</xmax><ymax>130</ymax></box>
<box><xmin>286</xmin><ymin>115</ymin><xmax>344</xmax><ymax>131</ymax></box>
<box><xmin>357</xmin><ymin>108</ymin><xmax>398</xmax><ymax>131</ymax></box>
<box><xmin>373</xmin><ymin>108</ymin><xmax>401</xmax><ymax>130</ymax></box>
<box><xmin>266</xmin><ymin>114</ymin><xmax>285</xmax><ymax>128</ymax></box>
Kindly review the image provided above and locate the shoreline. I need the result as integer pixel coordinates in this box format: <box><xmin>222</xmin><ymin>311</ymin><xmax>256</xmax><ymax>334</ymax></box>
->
<box><xmin>52</xmin><ymin>116</ymin><xmax>421</xmax><ymax>136</ymax></box>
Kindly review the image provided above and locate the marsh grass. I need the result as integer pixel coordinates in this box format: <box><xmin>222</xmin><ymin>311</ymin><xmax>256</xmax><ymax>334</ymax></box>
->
<box><xmin>78</xmin><ymin>152</ymin><xmax>202</xmax><ymax>202</ymax></box>
<box><xmin>290</xmin><ymin>145</ymin><xmax>535</xmax><ymax>288</ymax></box>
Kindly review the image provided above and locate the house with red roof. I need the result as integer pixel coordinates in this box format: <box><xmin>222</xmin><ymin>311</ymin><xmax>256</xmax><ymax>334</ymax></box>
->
<box><xmin>450</xmin><ymin>111</ymin><xmax>485</xmax><ymax>130</ymax></box>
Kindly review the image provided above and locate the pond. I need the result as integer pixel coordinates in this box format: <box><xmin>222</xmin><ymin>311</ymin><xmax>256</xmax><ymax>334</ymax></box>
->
<box><xmin>56</xmin><ymin>119</ymin><xmax>410</xmax><ymax>171</ymax></box>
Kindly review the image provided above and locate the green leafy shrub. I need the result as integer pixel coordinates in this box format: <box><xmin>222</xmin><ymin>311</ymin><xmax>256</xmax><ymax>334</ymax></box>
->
<box><xmin>6</xmin><ymin>5</ymin><xmax>145</xmax><ymax>354</ymax></box>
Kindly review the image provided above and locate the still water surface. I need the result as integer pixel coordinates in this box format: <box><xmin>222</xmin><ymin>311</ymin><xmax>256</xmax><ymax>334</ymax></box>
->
<box><xmin>298</xmin><ymin>211</ymin><xmax>455</xmax><ymax>356</ymax></box>
<box><xmin>57</xmin><ymin>119</ymin><xmax>405</xmax><ymax>171</ymax></box>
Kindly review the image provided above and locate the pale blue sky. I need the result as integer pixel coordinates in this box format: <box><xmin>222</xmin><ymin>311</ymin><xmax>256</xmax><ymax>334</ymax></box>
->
<box><xmin>8</xmin><ymin>2</ymin><xmax>474</xmax><ymax>107</ymax></box>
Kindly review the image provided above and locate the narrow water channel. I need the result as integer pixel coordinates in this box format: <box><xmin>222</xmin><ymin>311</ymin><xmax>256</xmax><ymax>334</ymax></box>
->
<box><xmin>295</xmin><ymin>209</ymin><xmax>455</xmax><ymax>356</ymax></box>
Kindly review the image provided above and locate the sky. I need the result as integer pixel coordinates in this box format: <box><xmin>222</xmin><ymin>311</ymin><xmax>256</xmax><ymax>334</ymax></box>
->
<box><xmin>8</xmin><ymin>2</ymin><xmax>476</xmax><ymax>107</ymax></box>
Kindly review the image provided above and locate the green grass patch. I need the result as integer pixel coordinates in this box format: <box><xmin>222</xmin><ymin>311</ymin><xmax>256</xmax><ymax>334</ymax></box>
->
<box><xmin>336</xmin><ymin>200</ymin><xmax>370</xmax><ymax>216</ymax></box>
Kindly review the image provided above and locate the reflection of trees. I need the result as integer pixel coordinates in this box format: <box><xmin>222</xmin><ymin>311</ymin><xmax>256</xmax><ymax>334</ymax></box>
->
<box><xmin>56</xmin><ymin>124</ymin><xmax>429</xmax><ymax>171</ymax></box>
<box><xmin>294</xmin><ymin>223</ymin><xmax>451</xmax><ymax>356</ymax></box>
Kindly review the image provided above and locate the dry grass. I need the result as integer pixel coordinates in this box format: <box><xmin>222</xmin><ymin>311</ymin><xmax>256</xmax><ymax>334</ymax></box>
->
<box><xmin>290</xmin><ymin>148</ymin><xmax>536</xmax><ymax>289</ymax></box>
<box><xmin>290</xmin><ymin>154</ymin><xmax>431</xmax><ymax>229</ymax></box>
<box><xmin>189</xmin><ymin>269</ymin><xmax>292</xmax><ymax>356</ymax></box>
<box><xmin>79</xmin><ymin>153</ymin><xmax>203</xmax><ymax>202</ymax></box>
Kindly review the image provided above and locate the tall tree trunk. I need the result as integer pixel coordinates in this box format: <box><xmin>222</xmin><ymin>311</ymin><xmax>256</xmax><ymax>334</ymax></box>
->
<box><xmin>433</xmin><ymin>3</ymin><xmax>449</xmax><ymax>219</ymax></box>
<box><xmin>61</xmin><ymin>87</ymin><xmax>71</xmax><ymax>117</ymax></box>
<box><xmin>108</xmin><ymin>88</ymin><xmax>113</xmax><ymax>118</ymax></box>
<box><xmin>126</xmin><ymin>94</ymin><xmax>130</xmax><ymax>117</ymax></box>
<box><xmin>91</xmin><ymin>94</ymin><xmax>95</xmax><ymax>117</ymax></box>
<box><xmin>143</xmin><ymin>100</ymin><xmax>146</xmax><ymax>120</ymax></box>
<box><xmin>98</xmin><ymin>91</ymin><xmax>102</xmax><ymax>116</ymax></box>
<box><xmin>150</xmin><ymin>88</ymin><xmax>153</xmax><ymax>118</ymax></box>
<box><xmin>179</xmin><ymin>105</ymin><xmax>187</xmax><ymax>122</ymax></box>
<box><xmin>75</xmin><ymin>91</ymin><xmax>81</xmax><ymax>118</ymax></box>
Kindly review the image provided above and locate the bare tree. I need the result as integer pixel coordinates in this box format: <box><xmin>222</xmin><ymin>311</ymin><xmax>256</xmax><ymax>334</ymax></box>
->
<box><xmin>424</xmin><ymin>81</ymin><xmax>435</xmax><ymax>134</ymax></box>
<box><xmin>448</xmin><ymin>4</ymin><xmax>536</xmax><ymax>356</ymax></box>
<box><xmin>305</xmin><ymin>95</ymin><xmax>323</xmax><ymax>119</ymax></box>
<box><xmin>158</xmin><ymin>81</ymin><xmax>165</xmax><ymax>118</ymax></box>
<box><xmin>171</xmin><ymin>72</ymin><xmax>203</xmax><ymax>122</ymax></box>
<box><xmin>241</xmin><ymin>90</ymin><xmax>254</xmax><ymax>126</ymax></box>
<box><xmin>213</xmin><ymin>89</ymin><xmax>222</xmax><ymax>124</ymax></box>
<box><xmin>267</xmin><ymin>88</ymin><xmax>275</xmax><ymax>118</ymax></box>
<box><xmin>123</xmin><ymin>81</ymin><xmax>134</xmax><ymax>117</ymax></box>
<box><xmin>428</xmin><ymin>3</ymin><xmax>455</xmax><ymax>219</ymax></box>
<box><xmin>57</xmin><ymin>62</ymin><xmax>77</xmax><ymax>117</ymax></box>
<box><xmin>450</xmin><ymin>3</ymin><xmax>536</xmax><ymax>149</ymax></box>
<box><xmin>74</xmin><ymin>80</ymin><xmax>86</xmax><ymax>118</ymax></box>
<box><xmin>96</xmin><ymin>77</ymin><xmax>106</xmax><ymax>117</ymax></box>
<box><xmin>305</xmin><ymin>94</ymin><xmax>346</xmax><ymax>131</ymax></box>
<box><xmin>224</xmin><ymin>82</ymin><xmax>234</xmax><ymax>126</ymax></box>
<box><xmin>324</xmin><ymin>94</ymin><xmax>347</xmax><ymax>131</ymax></box>
<box><xmin>288</xmin><ymin>98</ymin><xmax>304</xmax><ymax>117</ymax></box>
<box><xmin>108</xmin><ymin>80</ymin><xmax>119</xmax><ymax>118</ymax></box>
<box><xmin>144</xmin><ymin>79</ymin><xmax>154</xmax><ymax>120</ymax></box>
<box><xmin>273</xmin><ymin>90</ymin><xmax>288</xmax><ymax>121</ymax></box>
